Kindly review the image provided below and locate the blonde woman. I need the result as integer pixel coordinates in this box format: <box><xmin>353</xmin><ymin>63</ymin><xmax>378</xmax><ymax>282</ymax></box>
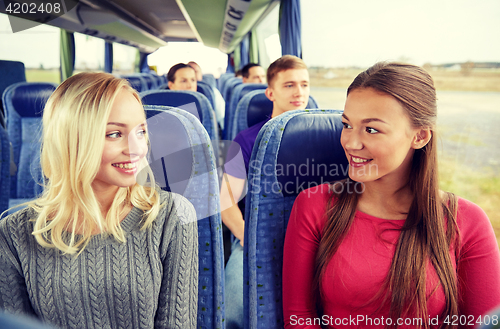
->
<box><xmin>0</xmin><ymin>73</ymin><xmax>198</xmax><ymax>329</ymax></box>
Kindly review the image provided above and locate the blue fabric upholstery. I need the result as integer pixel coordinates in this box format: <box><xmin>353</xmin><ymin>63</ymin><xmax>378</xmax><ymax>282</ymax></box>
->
<box><xmin>202</xmin><ymin>74</ymin><xmax>217</xmax><ymax>89</ymax></box>
<box><xmin>0</xmin><ymin>125</ymin><xmax>10</xmax><ymax>215</ymax></box>
<box><xmin>140</xmin><ymin>73</ymin><xmax>158</xmax><ymax>89</ymax></box>
<box><xmin>232</xmin><ymin>90</ymin><xmax>320</xmax><ymax>140</ymax></box>
<box><xmin>143</xmin><ymin>106</ymin><xmax>225</xmax><ymax>329</ymax></box>
<box><xmin>222</xmin><ymin>77</ymin><xmax>242</xmax><ymax>104</ymax></box>
<box><xmin>225</xmin><ymin>83</ymin><xmax>267</xmax><ymax>140</ymax></box>
<box><xmin>140</xmin><ymin>90</ymin><xmax>219</xmax><ymax>143</ymax></box>
<box><xmin>0</xmin><ymin>60</ymin><xmax>26</xmax><ymax>128</ymax></box>
<box><xmin>122</xmin><ymin>75</ymin><xmax>148</xmax><ymax>92</ymax></box>
<box><xmin>197</xmin><ymin>80</ymin><xmax>216</xmax><ymax>110</ymax></box>
<box><xmin>3</xmin><ymin>82</ymin><xmax>57</xmax><ymax>200</ymax></box>
<box><xmin>218</xmin><ymin>73</ymin><xmax>236</xmax><ymax>92</ymax></box>
<box><xmin>243</xmin><ymin>109</ymin><xmax>348</xmax><ymax>329</ymax></box>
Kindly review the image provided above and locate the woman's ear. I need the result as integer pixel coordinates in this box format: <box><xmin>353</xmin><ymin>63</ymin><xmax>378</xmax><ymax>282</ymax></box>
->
<box><xmin>412</xmin><ymin>128</ymin><xmax>432</xmax><ymax>149</ymax></box>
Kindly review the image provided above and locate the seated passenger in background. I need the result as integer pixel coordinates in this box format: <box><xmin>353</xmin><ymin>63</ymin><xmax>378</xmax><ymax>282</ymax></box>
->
<box><xmin>188</xmin><ymin>61</ymin><xmax>203</xmax><ymax>81</ymax></box>
<box><xmin>167</xmin><ymin>63</ymin><xmax>197</xmax><ymax>91</ymax></box>
<box><xmin>0</xmin><ymin>73</ymin><xmax>199</xmax><ymax>329</ymax></box>
<box><xmin>241</xmin><ymin>63</ymin><xmax>266</xmax><ymax>84</ymax></box>
<box><xmin>221</xmin><ymin>55</ymin><xmax>310</xmax><ymax>329</ymax></box>
<box><xmin>282</xmin><ymin>62</ymin><xmax>500</xmax><ymax>328</ymax></box>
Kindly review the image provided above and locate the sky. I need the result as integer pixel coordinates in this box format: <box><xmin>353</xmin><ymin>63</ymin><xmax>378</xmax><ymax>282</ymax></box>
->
<box><xmin>301</xmin><ymin>0</ymin><xmax>500</xmax><ymax>68</ymax></box>
<box><xmin>0</xmin><ymin>0</ymin><xmax>499</xmax><ymax>71</ymax></box>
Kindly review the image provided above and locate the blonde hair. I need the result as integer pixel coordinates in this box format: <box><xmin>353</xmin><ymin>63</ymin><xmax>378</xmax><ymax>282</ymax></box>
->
<box><xmin>30</xmin><ymin>72</ymin><xmax>161</xmax><ymax>254</ymax></box>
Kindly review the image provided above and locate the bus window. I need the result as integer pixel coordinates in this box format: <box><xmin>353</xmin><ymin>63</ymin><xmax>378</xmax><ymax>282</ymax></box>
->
<box><xmin>0</xmin><ymin>13</ymin><xmax>59</xmax><ymax>83</ymax></box>
<box><xmin>113</xmin><ymin>43</ymin><xmax>137</xmax><ymax>75</ymax></box>
<box><xmin>74</xmin><ymin>33</ymin><xmax>104</xmax><ymax>73</ymax></box>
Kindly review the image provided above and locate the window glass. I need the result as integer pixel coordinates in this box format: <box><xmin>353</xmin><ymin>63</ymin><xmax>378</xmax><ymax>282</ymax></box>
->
<box><xmin>0</xmin><ymin>13</ymin><xmax>60</xmax><ymax>83</ymax></box>
<box><xmin>74</xmin><ymin>33</ymin><xmax>104</xmax><ymax>73</ymax></box>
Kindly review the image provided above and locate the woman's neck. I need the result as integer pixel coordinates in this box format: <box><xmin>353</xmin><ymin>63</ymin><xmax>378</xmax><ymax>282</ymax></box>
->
<box><xmin>357</xmin><ymin>179</ymin><xmax>413</xmax><ymax>220</ymax></box>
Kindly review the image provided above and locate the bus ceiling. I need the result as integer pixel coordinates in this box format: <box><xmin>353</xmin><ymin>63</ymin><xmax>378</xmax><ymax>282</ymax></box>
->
<box><xmin>1</xmin><ymin>0</ymin><xmax>280</xmax><ymax>54</ymax></box>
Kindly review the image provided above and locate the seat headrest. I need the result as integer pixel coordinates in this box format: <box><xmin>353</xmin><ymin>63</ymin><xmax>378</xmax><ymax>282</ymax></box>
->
<box><xmin>276</xmin><ymin>112</ymin><xmax>348</xmax><ymax>197</ymax></box>
<box><xmin>8</xmin><ymin>83</ymin><xmax>55</xmax><ymax>118</ymax></box>
<box><xmin>141</xmin><ymin>90</ymin><xmax>203</xmax><ymax>121</ymax></box>
<box><xmin>247</xmin><ymin>92</ymin><xmax>319</xmax><ymax>127</ymax></box>
<box><xmin>143</xmin><ymin>108</ymin><xmax>193</xmax><ymax>194</ymax></box>
<box><xmin>247</xmin><ymin>92</ymin><xmax>273</xmax><ymax>127</ymax></box>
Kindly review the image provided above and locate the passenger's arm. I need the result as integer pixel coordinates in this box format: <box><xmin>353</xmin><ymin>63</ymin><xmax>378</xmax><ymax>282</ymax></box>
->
<box><xmin>220</xmin><ymin>173</ymin><xmax>246</xmax><ymax>245</ymax></box>
<box><xmin>155</xmin><ymin>195</ymin><xmax>198</xmax><ymax>329</ymax></box>
<box><xmin>282</xmin><ymin>189</ymin><xmax>324</xmax><ymax>329</ymax></box>
<box><xmin>456</xmin><ymin>199</ymin><xmax>500</xmax><ymax>327</ymax></box>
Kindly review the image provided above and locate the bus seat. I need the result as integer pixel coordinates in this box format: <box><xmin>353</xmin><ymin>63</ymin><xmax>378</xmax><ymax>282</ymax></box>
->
<box><xmin>202</xmin><ymin>73</ymin><xmax>217</xmax><ymax>89</ymax></box>
<box><xmin>225</xmin><ymin>83</ymin><xmax>267</xmax><ymax>141</ymax></box>
<box><xmin>218</xmin><ymin>72</ymin><xmax>236</xmax><ymax>92</ymax></box>
<box><xmin>0</xmin><ymin>125</ymin><xmax>11</xmax><ymax>216</ymax></box>
<box><xmin>2</xmin><ymin>82</ymin><xmax>57</xmax><ymax>206</ymax></box>
<box><xmin>222</xmin><ymin>77</ymin><xmax>242</xmax><ymax>104</ymax></box>
<box><xmin>243</xmin><ymin>109</ymin><xmax>347</xmax><ymax>329</ymax></box>
<box><xmin>122</xmin><ymin>75</ymin><xmax>148</xmax><ymax>92</ymax></box>
<box><xmin>140</xmin><ymin>73</ymin><xmax>158</xmax><ymax>90</ymax></box>
<box><xmin>231</xmin><ymin>90</ymin><xmax>320</xmax><ymax>141</ymax></box>
<box><xmin>140</xmin><ymin>90</ymin><xmax>219</xmax><ymax>144</ymax></box>
<box><xmin>197</xmin><ymin>80</ymin><xmax>216</xmax><ymax>110</ymax></box>
<box><xmin>143</xmin><ymin>106</ymin><xmax>225</xmax><ymax>329</ymax></box>
<box><xmin>0</xmin><ymin>60</ymin><xmax>26</xmax><ymax>128</ymax></box>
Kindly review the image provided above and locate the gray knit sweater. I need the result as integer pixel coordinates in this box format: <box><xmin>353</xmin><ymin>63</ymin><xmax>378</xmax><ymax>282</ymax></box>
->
<box><xmin>0</xmin><ymin>192</ymin><xmax>198</xmax><ymax>329</ymax></box>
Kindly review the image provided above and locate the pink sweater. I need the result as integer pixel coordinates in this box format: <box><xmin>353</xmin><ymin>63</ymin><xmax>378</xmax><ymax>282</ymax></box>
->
<box><xmin>283</xmin><ymin>184</ymin><xmax>500</xmax><ymax>328</ymax></box>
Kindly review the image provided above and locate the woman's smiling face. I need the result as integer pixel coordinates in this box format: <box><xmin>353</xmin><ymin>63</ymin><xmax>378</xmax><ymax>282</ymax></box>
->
<box><xmin>341</xmin><ymin>87</ymin><xmax>423</xmax><ymax>185</ymax></box>
<box><xmin>92</xmin><ymin>90</ymin><xmax>148</xmax><ymax>193</ymax></box>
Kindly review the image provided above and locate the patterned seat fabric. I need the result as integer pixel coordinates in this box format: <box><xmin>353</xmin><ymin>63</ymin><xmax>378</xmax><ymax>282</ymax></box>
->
<box><xmin>0</xmin><ymin>125</ymin><xmax>10</xmax><ymax>215</ymax></box>
<box><xmin>225</xmin><ymin>83</ymin><xmax>268</xmax><ymax>141</ymax></box>
<box><xmin>2</xmin><ymin>82</ymin><xmax>57</xmax><ymax>203</ymax></box>
<box><xmin>243</xmin><ymin>109</ymin><xmax>347</xmax><ymax>329</ymax></box>
<box><xmin>140</xmin><ymin>90</ymin><xmax>219</xmax><ymax>145</ymax></box>
<box><xmin>232</xmin><ymin>90</ymin><xmax>320</xmax><ymax>140</ymax></box>
<box><xmin>143</xmin><ymin>106</ymin><xmax>225</xmax><ymax>329</ymax></box>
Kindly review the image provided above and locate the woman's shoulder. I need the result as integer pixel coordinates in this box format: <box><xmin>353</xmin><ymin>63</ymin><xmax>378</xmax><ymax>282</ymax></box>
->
<box><xmin>453</xmin><ymin>196</ymin><xmax>497</xmax><ymax>251</ymax></box>
<box><xmin>155</xmin><ymin>190</ymin><xmax>197</xmax><ymax>227</ymax></box>
<box><xmin>0</xmin><ymin>207</ymin><xmax>37</xmax><ymax>234</ymax></box>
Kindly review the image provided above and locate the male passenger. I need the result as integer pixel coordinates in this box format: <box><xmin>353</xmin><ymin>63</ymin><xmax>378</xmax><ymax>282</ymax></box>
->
<box><xmin>188</xmin><ymin>61</ymin><xmax>203</xmax><ymax>81</ymax></box>
<box><xmin>241</xmin><ymin>63</ymin><xmax>266</xmax><ymax>83</ymax></box>
<box><xmin>167</xmin><ymin>63</ymin><xmax>197</xmax><ymax>91</ymax></box>
<box><xmin>221</xmin><ymin>55</ymin><xmax>310</xmax><ymax>329</ymax></box>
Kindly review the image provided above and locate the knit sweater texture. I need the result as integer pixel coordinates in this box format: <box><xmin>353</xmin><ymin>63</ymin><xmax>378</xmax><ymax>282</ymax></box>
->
<box><xmin>0</xmin><ymin>191</ymin><xmax>199</xmax><ymax>329</ymax></box>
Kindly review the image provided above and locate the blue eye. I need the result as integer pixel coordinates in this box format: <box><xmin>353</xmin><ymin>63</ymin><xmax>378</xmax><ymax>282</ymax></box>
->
<box><xmin>366</xmin><ymin>127</ymin><xmax>379</xmax><ymax>134</ymax></box>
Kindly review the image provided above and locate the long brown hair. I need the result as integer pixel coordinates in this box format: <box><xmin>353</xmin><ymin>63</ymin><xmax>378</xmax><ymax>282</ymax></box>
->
<box><xmin>314</xmin><ymin>62</ymin><xmax>459</xmax><ymax>327</ymax></box>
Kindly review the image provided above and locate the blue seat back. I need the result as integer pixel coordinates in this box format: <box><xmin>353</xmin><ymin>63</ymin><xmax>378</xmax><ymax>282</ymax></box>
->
<box><xmin>0</xmin><ymin>125</ymin><xmax>11</xmax><ymax>214</ymax></box>
<box><xmin>225</xmin><ymin>83</ymin><xmax>267</xmax><ymax>140</ymax></box>
<box><xmin>140</xmin><ymin>90</ymin><xmax>219</xmax><ymax>143</ymax></box>
<box><xmin>2</xmin><ymin>82</ymin><xmax>57</xmax><ymax>199</ymax></box>
<box><xmin>218</xmin><ymin>72</ymin><xmax>235</xmax><ymax>92</ymax></box>
<box><xmin>222</xmin><ymin>77</ymin><xmax>242</xmax><ymax>104</ymax></box>
<box><xmin>243</xmin><ymin>109</ymin><xmax>348</xmax><ymax>329</ymax></box>
<box><xmin>232</xmin><ymin>90</ymin><xmax>320</xmax><ymax>140</ymax></box>
<box><xmin>143</xmin><ymin>106</ymin><xmax>224</xmax><ymax>329</ymax></box>
<box><xmin>0</xmin><ymin>60</ymin><xmax>26</xmax><ymax>128</ymax></box>
<box><xmin>197</xmin><ymin>80</ymin><xmax>216</xmax><ymax>110</ymax></box>
<box><xmin>122</xmin><ymin>75</ymin><xmax>148</xmax><ymax>92</ymax></box>
<box><xmin>140</xmin><ymin>73</ymin><xmax>158</xmax><ymax>90</ymax></box>
<box><xmin>202</xmin><ymin>73</ymin><xmax>217</xmax><ymax>89</ymax></box>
